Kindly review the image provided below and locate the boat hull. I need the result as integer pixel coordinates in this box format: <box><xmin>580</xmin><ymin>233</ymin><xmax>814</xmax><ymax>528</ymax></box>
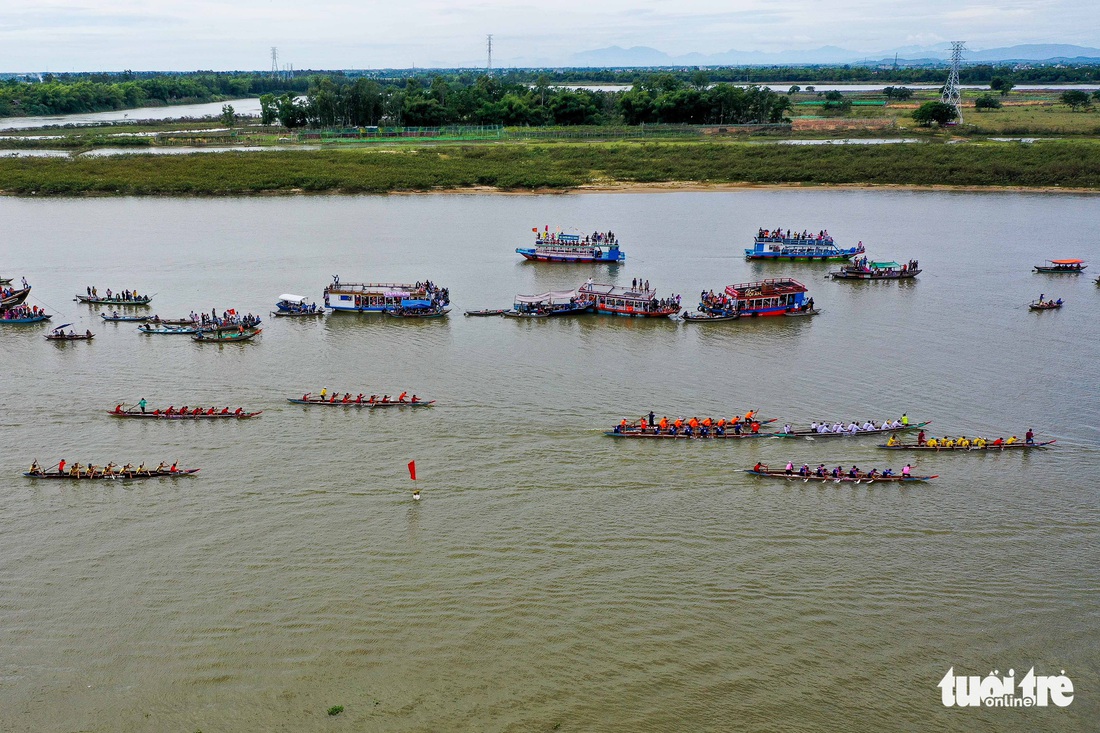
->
<box><xmin>76</xmin><ymin>295</ymin><xmax>151</xmax><ymax>306</ymax></box>
<box><xmin>516</xmin><ymin>247</ymin><xmax>625</xmax><ymax>263</ymax></box>
<box><xmin>0</xmin><ymin>314</ymin><xmax>51</xmax><ymax>324</ymax></box>
<box><xmin>831</xmin><ymin>269</ymin><xmax>921</xmax><ymax>280</ymax></box>
<box><xmin>192</xmin><ymin>328</ymin><xmax>262</xmax><ymax>342</ymax></box>
<box><xmin>1</xmin><ymin>287</ymin><xmax>31</xmax><ymax>308</ymax></box>
<box><xmin>605</xmin><ymin>431</ymin><xmax>774</xmax><ymax>439</ymax></box>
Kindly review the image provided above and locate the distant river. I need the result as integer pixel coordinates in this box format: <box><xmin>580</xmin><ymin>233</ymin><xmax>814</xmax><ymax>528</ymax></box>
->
<box><xmin>1</xmin><ymin>191</ymin><xmax>1098</xmax><ymax>731</ymax></box>
<box><xmin>0</xmin><ymin>97</ymin><xmax>262</xmax><ymax>131</ymax></box>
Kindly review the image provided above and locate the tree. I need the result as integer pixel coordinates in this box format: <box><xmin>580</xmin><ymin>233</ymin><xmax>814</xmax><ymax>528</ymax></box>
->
<box><xmin>220</xmin><ymin>103</ymin><xmax>236</xmax><ymax>127</ymax></box>
<box><xmin>989</xmin><ymin>77</ymin><xmax>1014</xmax><ymax>96</ymax></box>
<box><xmin>1061</xmin><ymin>90</ymin><xmax>1091</xmax><ymax>111</ymax></box>
<box><xmin>787</xmin><ymin>85</ymin><xmax>800</xmax><ymax>95</ymax></box>
<box><xmin>824</xmin><ymin>90</ymin><xmax>844</xmax><ymax>101</ymax></box>
<box><xmin>805</xmin><ymin>85</ymin><xmax>815</xmax><ymax>93</ymax></box>
<box><xmin>690</xmin><ymin>70</ymin><xmax>709</xmax><ymax>90</ymax></box>
<box><xmin>883</xmin><ymin>86</ymin><xmax>912</xmax><ymax>101</ymax></box>
<box><xmin>1094</xmin><ymin>90</ymin><xmax>1100</xmax><ymax>103</ymax></box>
<box><xmin>974</xmin><ymin>94</ymin><xmax>1002</xmax><ymax>111</ymax></box>
<box><xmin>258</xmin><ymin>94</ymin><xmax>278</xmax><ymax>125</ymax></box>
<box><xmin>912</xmin><ymin>101</ymin><xmax>958</xmax><ymax>127</ymax></box>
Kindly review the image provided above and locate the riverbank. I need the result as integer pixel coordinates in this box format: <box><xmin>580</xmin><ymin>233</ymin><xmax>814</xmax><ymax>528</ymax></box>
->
<box><xmin>3</xmin><ymin>139</ymin><xmax>1100</xmax><ymax>195</ymax></box>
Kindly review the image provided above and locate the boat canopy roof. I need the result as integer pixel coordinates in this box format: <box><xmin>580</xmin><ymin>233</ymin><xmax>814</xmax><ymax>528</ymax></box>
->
<box><xmin>1049</xmin><ymin>259</ymin><xmax>1084</xmax><ymax>264</ymax></box>
<box><xmin>514</xmin><ymin>289</ymin><xmax>580</xmax><ymax>305</ymax></box>
<box><xmin>578</xmin><ymin>282</ymin><xmax>656</xmax><ymax>300</ymax></box>
<box><xmin>870</xmin><ymin>261</ymin><xmax>901</xmax><ymax>269</ymax></box>
<box><xmin>325</xmin><ymin>282</ymin><xmax>423</xmax><ymax>295</ymax></box>
<box><xmin>278</xmin><ymin>293</ymin><xmax>308</xmax><ymax>303</ymax></box>
<box><xmin>725</xmin><ymin>278</ymin><xmax>807</xmax><ymax>297</ymax></box>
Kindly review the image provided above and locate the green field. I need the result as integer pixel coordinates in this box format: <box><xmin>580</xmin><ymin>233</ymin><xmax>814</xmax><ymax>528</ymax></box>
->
<box><xmin>3</xmin><ymin>139</ymin><xmax>1100</xmax><ymax>195</ymax></box>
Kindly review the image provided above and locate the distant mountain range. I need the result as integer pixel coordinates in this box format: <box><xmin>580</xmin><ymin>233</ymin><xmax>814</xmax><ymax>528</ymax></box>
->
<box><xmin>562</xmin><ymin>43</ymin><xmax>1100</xmax><ymax>68</ymax></box>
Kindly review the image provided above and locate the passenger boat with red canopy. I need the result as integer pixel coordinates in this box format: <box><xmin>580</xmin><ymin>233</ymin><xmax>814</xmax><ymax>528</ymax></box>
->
<box><xmin>1034</xmin><ymin>259</ymin><xmax>1086</xmax><ymax>273</ymax></box>
<box><xmin>723</xmin><ymin>279</ymin><xmax>810</xmax><ymax>316</ymax></box>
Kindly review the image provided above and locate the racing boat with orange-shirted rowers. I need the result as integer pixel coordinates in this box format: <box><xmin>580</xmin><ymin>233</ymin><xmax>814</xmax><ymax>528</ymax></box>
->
<box><xmin>607</xmin><ymin>416</ymin><xmax>777</xmax><ymax>439</ymax></box>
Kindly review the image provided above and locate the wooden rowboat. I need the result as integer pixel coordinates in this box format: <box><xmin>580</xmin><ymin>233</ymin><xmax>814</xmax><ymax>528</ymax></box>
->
<box><xmin>287</xmin><ymin>398</ymin><xmax>435</xmax><ymax>407</ymax></box>
<box><xmin>271</xmin><ymin>309</ymin><xmax>325</xmax><ymax>317</ymax></box>
<box><xmin>192</xmin><ymin>328</ymin><xmax>262</xmax><ymax>342</ymax></box>
<box><xmin>1029</xmin><ymin>301</ymin><xmax>1063</xmax><ymax>311</ymax></box>
<box><xmin>386</xmin><ymin>307</ymin><xmax>450</xmax><ymax>318</ymax></box>
<box><xmin>0</xmin><ymin>314</ymin><xmax>51</xmax><ymax>324</ymax></box>
<box><xmin>776</xmin><ymin>421</ymin><xmax>930</xmax><ymax>438</ymax></box>
<box><xmin>25</xmin><ymin>468</ymin><xmax>199</xmax><ymax>480</ymax></box>
<box><xmin>878</xmin><ymin>440</ymin><xmax>1055</xmax><ymax>451</ymax></box>
<box><xmin>102</xmin><ymin>313</ymin><xmax>150</xmax><ymax>322</ymax></box>
<box><xmin>682</xmin><ymin>311</ymin><xmax>739</xmax><ymax>322</ymax></box>
<box><xmin>745</xmin><ymin>469</ymin><xmax>936</xmax><ymax>483</ymax></box>
<box><xmin>784</xmin><ymin>307</ymin><xmax>821</xmax><ymax>317</ymax></box>
<box><xmin>139</xmin><ymin>324</ymin><xmax>198</xmax><ymax>334</ymax></box>
<box><xmin>149</xmin><ymin>317</ymin><xmax>198</xmax><ymax>326</ymax></box>
<box><xmin>108</xmin><ymin>410</ymin><xmax>263</xmax><ymax>419</ymax></box>
<box><xmin>464</xmin><ymin>309</ymin><xmax>505</xmax><ymax>316</ymax></box>
<box><xmin>46</xmin><ymin>332</ymin><xmax>93</xmax><ymax>341</ymax></box>
<box><xmin>75</xmin><ymin>294</ymin><xmax>152</xmax><ymax>305</ymax></box>
<box><xmin>1</xmin><ymin>286</ymin><xmax>31</xmax><ymax>308</ymax></box>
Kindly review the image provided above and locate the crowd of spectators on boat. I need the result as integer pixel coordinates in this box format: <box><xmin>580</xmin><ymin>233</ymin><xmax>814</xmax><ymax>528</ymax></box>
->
<box><xmin>1</xmin><ymin>304</ymin><xmax>46</xmax><ymax>320</ymax></box>
<box><xmin>2</xmin><ymin>279</ymin><xmax>29</xmax><ymax>299</ymax></box>
<box><xmin>414</xmin><ymin>280</ymin><xmax>450</xmax><ymax>306</ymax></box>
<box><xmin>534</xmin><ymin>229</ymin><xmax>617</xmax><ymax>246</ymax></box>
<box><xmin>190</xmin><ymin>309</ymin><xmax>261</xmax><ymax>329</ymax></box>
<box><xmin>757</xmin><ymin>227</ymin><xmax>834</xmax><ymax>244</ymax></box>
<box><xmin>85</xmin><ymin>286</ymin><xmax>145</xmax><ymax>301</ymax></box>
<box><xmin>849</xmin><ymin>257</ymin><xmax>918</xmax><ymax>274</ymax></box>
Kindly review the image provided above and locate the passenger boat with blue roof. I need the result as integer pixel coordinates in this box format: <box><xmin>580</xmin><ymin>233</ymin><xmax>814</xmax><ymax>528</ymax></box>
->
<box><xmin>745</xmin><ymin>228</ymin><xmax>864</xmax><ymax>261</ymax></box>
<box><xmin>323</xmin><ymin>276</ymin><xmax>449</xmax><ymax>314</ymax></box>
<box><xmin>577</xmin><ymin>281</ymin><xmax>680</xmax><ymax>318</ymax></box>
<box><xmin>516</xmin><ymin>229</ymin><xmax>625</xmax><ymax>263</ymax></box>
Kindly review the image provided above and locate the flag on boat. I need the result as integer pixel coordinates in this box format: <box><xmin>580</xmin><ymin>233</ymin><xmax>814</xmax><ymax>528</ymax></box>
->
<box><xmin>532</xmin><ymin>227</ymin><xmax>538</xmax><ymax>232</ymax></box>
<box><xmin>408</xmin><ymin>461</ymin><xmax>416</xmax><ymax>481</ymax></box>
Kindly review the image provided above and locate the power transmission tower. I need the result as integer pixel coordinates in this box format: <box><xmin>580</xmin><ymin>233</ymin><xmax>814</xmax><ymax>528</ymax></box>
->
<box><xmin>941</xmin><ymin>41</ymin><xmax>965</xmax><ymax>123</ymax></box>
<box><xmin>270</xmin><ymin>47</ymin><xmax>279</xmax><ymax>78</ymax></box>
<box><xmin>486</xmin><ymin>34</ymin><xmax>493</xmax><ymax>74</ymax></box>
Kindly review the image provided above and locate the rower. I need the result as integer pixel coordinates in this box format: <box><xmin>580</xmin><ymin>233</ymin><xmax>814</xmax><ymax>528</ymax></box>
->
<box><xmin>886</xmin><ymin>434</ymin><xmax>900</xmax><ymax>447</ymax></box>
<box><xmin>785</xmin><ymin>461</ymin><xmax>794</xmax><ymax>475</ymax></box>
<box><xmin>29</xmin><ymin>460</ymin><xmax>41</xmax><ymax>475</ymax></box>
<box><xmin>917</xmin><ymin>430</ymin><xmax>926</xmax><ymax>445</ymax></box>
<box><xmin>320</xmin><ymin>387</ymin><xmax>328</xmax><ymax>399</ymax></box>
<box><xmin>156</xmin><ymin>462</ymin><xmax>168</xmax><ymax>473</ymax></box>
<box><xmin>302</xmin><ymin>393</ymin><xmax>311</xmax><ymax>401</ymax></box>
<box><xmin>753</xmin><ymin>462</ymin><xmax>764</xmax><ymax>473</ymax></box>
<box><xmin>207</xmin><ymin>407</ymin><xmax>215</xmax><ymax>415</ymax></box>
<box><xmin>992</xmin><ymin>437</ymin><xmax>1004</xmax><ymax>447</ymax></box>
<box><xmin>750</xmin><ymin>421</ymin><xmax>760</xmax><ymax>434</ymax></box>
<box><xmin>1025</xmin><ymin>428</ymin><xmax>1035</xmax><ymax>445</ymax></box>
<box><xmin>398</xmin><ymin>391</ymin><xmax>408</xmax><ymax>403</ymax></box>
<box><xmin>137</xmin><ymin>462</ymin><xmax>147</xmax><ymax>475</ymax></box>
<box><xmin>901</xmin><ymin>413</ymin><xmax>909</xmax><ymax>426</ymax></box>
<box><xmin>221</xmin><ymin>407</ymin><xmax>229</xmax><ymax>414</ymax></box>
<box><xmin>234</xmin><ymin>408</ymin><xmax>243</xmax><ymax>416</ymax></box>
<box><xmin>411</xmin><ymin>395</ymin><xmax>420</xmax><ymax>404</ymax></box>
<box><xmin>114</xmin><ymin>404</ymin><xmax>123</xmax><ymax>414</ymax></box>
<box><xmin>926</xmin><ymin>438</ymin><xmax>938</xmax><ymax>448</ymax></box>
<box><xmin>169</xmin><ymin>462</ymin><xmax>178</xmax><ymax>473</ymax></box>
<box><xmin>356</xmin><ymin>393</ymin><xmax>364</xmax><ymax>403</ymax></box>
<box><xmin>902</xmin><ymin>464</ymin><xmax>912</xmax><ymax>477</ymax></box>
<box><xmin>783</xmin><ymin>424</ymin><xmax>793</xmax><ymax>434</ymax></box>
<box><xmin>848</xmin><ymin>466</ymin><xmax>859</xmax><ymax>478</ymax></box>
<box><xmin>1006</xmin><ymin>435</ymin><xmax>1018</xmax><ymax>445</ymax></box>
<box><xmin>620</xmin><ymin>419</ymin><xmax>628</xmax><ymax>432</ymax></box>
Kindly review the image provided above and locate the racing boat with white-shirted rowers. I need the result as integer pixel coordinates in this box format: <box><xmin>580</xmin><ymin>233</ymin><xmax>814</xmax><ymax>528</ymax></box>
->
<box><xmin>775</xmin><ymin>420</ymin><xmax>929</xmax><ymax>438</ymax></box>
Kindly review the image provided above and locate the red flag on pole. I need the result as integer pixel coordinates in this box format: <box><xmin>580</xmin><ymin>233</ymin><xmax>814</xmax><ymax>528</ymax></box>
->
<box><xmin>408</xmin><ymin>461</ymin><xmax>416</xmax><ymax>481</ymax></box>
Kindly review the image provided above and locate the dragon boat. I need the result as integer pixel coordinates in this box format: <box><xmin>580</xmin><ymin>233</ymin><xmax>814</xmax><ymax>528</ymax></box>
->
<box><xmin>287</xmin><ymin>397</ymin><xmax>435</xmax><ymax>407</ymax></box>
<box><xmin>108</xmin><ymin>409</ymin><xmax>263</xmax><ymax>419</ymax></box>
<box><xmin>25</xmin><ymin>467</ymin><xmax>200</xmax><ymax>480</ymax></box>
<box><xmin>878</xmin><ymin>440</ymin><xmax>1055</xmax><ymax>451</ymax></box>
<box><xmin>745</xmin><ymin>468</ymin><xmax>936</xmax><ymax>483</ymax></box>
<box><xmin>775</xmin><ymin>421</ymin><xmax>930</xmax><ymax>438</ymax></box>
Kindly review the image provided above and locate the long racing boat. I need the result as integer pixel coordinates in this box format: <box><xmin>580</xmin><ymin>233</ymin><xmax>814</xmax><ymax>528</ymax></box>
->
<box><xmin>775</xmin><ymin>421</ymin><xmax>929</xmax><ymax>438</ymax></box>
<box><xmin>878</xmin><ymin>440</ymin><xmax>1055</xmax><ymax>451</ymax></box>
<box><xmin>745</xmin><ymin>468</ymin><xmax>936</xmax><ymax>482</ymax></box>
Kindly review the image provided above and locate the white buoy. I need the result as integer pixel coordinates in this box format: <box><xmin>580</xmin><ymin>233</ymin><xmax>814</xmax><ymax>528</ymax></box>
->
<box><xmin>412</xmin><ymin>489</ymin><xmax>421</xmax><ymax>501</ymax></box>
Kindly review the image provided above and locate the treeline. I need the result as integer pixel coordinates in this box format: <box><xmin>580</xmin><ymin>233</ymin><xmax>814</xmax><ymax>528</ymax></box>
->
<box><xmin>261</xmin><ymin>74</ymin><xmax>792</xmax><ymax>128</ymax></box>
<box><xmin>0</xmin><ymin>73</ymin><xmax>310</xmax><ymax>117</ymax></box>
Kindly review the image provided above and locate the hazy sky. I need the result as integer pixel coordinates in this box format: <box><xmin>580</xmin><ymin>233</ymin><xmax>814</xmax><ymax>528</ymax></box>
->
<box><xmin>3</xmin><ymin>0</ymin><xmax>1098</xmax><ymax>71</ymax></box>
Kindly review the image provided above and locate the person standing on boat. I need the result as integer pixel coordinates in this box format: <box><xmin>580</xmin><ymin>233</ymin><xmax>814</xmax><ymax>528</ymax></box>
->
<box><xmin>1025</xmin><ymin>429</ymin><xmax>1035</xmax><ymax>445</ymax></box>
<box><xmin>138</xmin><ymin>397</ymin><xmax>147</xmax><ymax>414</ymax></box>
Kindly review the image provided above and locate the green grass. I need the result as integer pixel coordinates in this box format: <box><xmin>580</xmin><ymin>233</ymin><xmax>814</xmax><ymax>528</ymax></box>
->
<box><xmin>3</xmin><ymin>139</ymin><xmax>1100</xmax><ymax>195</ymax></box>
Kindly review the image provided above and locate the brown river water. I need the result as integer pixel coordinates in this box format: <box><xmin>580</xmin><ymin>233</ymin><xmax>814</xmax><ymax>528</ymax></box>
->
<box><xmin>1</xmin><ymin>190</ymin><xmax>1098</xmax><ymax>731</ymax></box>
